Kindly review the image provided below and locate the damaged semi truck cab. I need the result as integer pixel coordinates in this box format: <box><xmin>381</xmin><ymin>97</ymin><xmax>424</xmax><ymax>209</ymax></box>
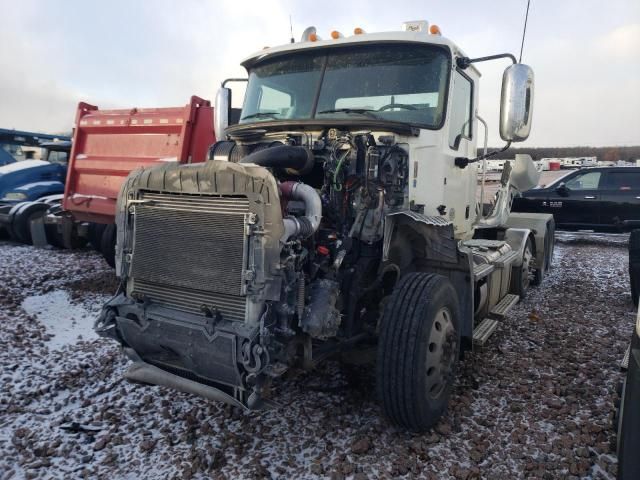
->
<box><xmin>97</xmin><ymin>21</ymin><xmax>554</xmax><ymax>431</ymax></box>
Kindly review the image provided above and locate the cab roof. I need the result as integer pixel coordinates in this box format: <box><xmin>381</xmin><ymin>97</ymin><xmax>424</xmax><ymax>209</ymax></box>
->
<box><xmin>241</xmin><ymin>28</ymin><xmax>481</xmax><ymax>77</ymax></box>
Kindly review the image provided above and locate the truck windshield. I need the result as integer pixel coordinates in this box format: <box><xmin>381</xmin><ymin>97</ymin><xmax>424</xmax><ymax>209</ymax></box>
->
<box><xmin>240</xmin><ymin>43</ymin><xmax>450</xmax><ymax>129</ymax></box>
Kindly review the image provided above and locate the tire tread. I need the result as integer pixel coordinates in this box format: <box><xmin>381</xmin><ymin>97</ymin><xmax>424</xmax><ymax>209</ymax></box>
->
<box><xmin>377</xmin><ymin>272</ymin><xmax>459</xmax><ymax>431</ymax></box>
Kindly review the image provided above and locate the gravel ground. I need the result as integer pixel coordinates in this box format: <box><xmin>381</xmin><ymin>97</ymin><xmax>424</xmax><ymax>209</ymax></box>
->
<box><xmin>0</xmin><ymin>236</ymin><xmax>635</xmax><ymax>479</ymax></box>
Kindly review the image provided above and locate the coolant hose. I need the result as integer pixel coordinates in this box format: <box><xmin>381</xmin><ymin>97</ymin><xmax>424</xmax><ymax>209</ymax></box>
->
<box><xmin>280</xmin><ymin>181</ymin><xmax>322</xmax><ymax>240</ymax></box>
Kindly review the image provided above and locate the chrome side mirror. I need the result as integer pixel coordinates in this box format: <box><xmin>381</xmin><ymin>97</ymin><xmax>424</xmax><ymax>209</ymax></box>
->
<box><xmin>214</xmin><ymin>87</ymin><xmax>231</xmax><ymax>141</ymax></box>
<box><xmin>499</xmin><ymin>64</ymin><xmax>534</xmax><ymax>142</ymax></box>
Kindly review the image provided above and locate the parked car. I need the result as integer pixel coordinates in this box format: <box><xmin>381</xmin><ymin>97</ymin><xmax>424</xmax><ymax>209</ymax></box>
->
<box><xmin>511</xmin><ymin>167</ymin><xmax>640</xmax><ymax>231</ymax></box>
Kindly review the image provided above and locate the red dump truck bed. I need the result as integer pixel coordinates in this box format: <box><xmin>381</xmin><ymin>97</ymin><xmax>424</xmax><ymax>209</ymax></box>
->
<box><xmin>62</xmin><ymin>96</ymin><xmax>215</xmax><ymax>224</ymax></box>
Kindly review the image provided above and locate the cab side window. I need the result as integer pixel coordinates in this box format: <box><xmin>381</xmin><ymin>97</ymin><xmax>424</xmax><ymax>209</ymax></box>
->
<box><xmin>448</xmin><ymin>70</ymin><xmax>473</xmax><ymax>150</ymax></box>
<box><xmin>565</xmin><ymin>171</ymin><xmax>601</xmax><ymax>190</ymax></box>
<box><xmin>48</xmin><ymin>151</ymin><xmax>69</xmax><ymax>164</ymax></box>
<box><xmin>602</xmin><ymin>171</ymin><xmax>640</xmax><ymax>190</ymax></box>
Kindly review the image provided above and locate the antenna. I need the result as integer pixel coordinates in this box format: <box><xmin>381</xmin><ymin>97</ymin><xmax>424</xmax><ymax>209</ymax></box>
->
<box><xmin>289</xmin><ymin>15</ymin><xmax>294</xmax><ymax>43</ymax></box>
<box><xmin>519</xmin><ymin>0</ymin><xmax>531</xmax><ymax>63</ymax></box>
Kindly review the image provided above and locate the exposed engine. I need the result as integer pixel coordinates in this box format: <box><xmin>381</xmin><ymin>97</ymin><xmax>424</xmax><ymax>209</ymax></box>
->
<box><xmin>97</xmin><ymin>128</ymin><xmax>410</xmax><ymax>408</ymax></box>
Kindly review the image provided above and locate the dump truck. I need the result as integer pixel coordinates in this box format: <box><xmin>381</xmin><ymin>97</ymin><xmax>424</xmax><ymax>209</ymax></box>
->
<box><xmin>2</xmin><ymin>97</ymin><xmax>216</xmax><ymax>262</ymax></box>
<box><xmin>97</xmin><ymin>21</ymin><xmax>555</xmax><ymax>431</ymax></box>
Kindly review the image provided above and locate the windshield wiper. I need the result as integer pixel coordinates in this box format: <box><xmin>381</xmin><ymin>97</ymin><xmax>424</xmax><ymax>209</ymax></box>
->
<box><xmin>317</xmin><ymin>108</ymin><xmax>380</xmax><ymax>119</ymax></box>
<box><xmin>241</xmin><ymin>112</ymin><xmax>280</xmax><ymax>121</ymax></box>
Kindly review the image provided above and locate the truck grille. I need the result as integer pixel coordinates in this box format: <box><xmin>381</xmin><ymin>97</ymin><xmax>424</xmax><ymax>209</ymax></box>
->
<box><xmin>130</xmin><ymin>192</ymin><xmax>250</xmax><ymax>320</ymax></box>
<box><xmin>132</xmin><ymin>279</ymin><xmax>247</xmax><ymax>320</ymax></box>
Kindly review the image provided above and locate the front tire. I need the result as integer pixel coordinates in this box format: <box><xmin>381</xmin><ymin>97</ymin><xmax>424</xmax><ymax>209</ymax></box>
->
<box><xmin>376</xmin><ymin>273</ymin><xmax>460</xmax><ymax>432</ymax></box>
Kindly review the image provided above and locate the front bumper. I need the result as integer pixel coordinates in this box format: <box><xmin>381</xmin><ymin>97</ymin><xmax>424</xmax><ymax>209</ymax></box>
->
<box><xmin>96</xmin><ymin>293</ymin><xmax>272</xmax><ymax>409</ymax></box>
<box><xmin>122</xmin><ymin>348</ymin><xmax>246</xmax><ymax>409</ymax></box>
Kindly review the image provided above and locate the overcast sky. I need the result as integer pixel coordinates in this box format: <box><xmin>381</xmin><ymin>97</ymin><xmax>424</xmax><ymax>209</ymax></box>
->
<box><xmin>0</xmin><ymin>0</ymin><xmax>638</xmax><ymax>147</ymax></box>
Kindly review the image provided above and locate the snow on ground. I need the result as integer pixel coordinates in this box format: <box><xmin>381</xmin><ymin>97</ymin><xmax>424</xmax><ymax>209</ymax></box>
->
<box><xmin>22</xmin><ymin>291</ymin><xmax>100</xmax><ymax>350</ymax></box>
<box><xmin>0</xmin><ymin>236</ymin><xmax>634</xmax><ymax>479</ymax></box>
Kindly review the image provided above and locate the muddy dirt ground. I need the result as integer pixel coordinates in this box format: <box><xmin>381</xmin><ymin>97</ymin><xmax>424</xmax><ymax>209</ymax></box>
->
<box><xmin>0</xmin><ymin>234</ymin><xmax>634</xmax><ymax>479</ymax></box>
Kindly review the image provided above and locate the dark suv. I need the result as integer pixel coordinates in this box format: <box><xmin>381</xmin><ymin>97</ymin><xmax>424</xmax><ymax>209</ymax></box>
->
<box><xmin>512</xmin><ymin>167</ymin><xmax>640</xmax><ymax>231</ymax></box>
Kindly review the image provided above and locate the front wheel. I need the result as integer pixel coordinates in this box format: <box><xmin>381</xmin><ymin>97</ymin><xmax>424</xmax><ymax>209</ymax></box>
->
<box><xmin>376</xmin><ymin>272</ymin><xmax>460</xmax><ymax>432</ymax></box>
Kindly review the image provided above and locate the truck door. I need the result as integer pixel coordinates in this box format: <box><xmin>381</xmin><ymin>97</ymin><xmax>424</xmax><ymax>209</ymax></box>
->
<box><xmin>599</xmin><ymin>170</ymin><xmax>640</xmax><ymax>229</ymax></box>
<box><xmin>553</xmin><ymin>170</ymin><xmax>603</xmax><ymax>228</ymax></box>
<box><xmin>443</xmin><ymin>68</ymin><xmax>475</xmax><ymax>233</ymax></box>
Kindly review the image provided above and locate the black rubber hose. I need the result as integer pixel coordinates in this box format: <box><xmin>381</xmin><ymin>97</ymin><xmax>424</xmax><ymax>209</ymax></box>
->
<box><xmin>240</xmin><ymin>145</ymin><xmax>314</xmax><ymax>175</ymax></box>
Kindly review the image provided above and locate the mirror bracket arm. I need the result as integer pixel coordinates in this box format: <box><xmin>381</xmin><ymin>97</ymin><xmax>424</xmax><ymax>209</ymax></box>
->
<box><xmin>221</xmin><ymin>78</ymin><xmax>248</xmax><ymax>87</ymax></box>
<box><xmin>457</xmin><ymin>53</ymin><xmax>517</xmax><ymax>70</ymax></box>
<box><xmin>454</xmin><ymin>142</ymin><xmax>512</xmax><ymax>169</ymax></box>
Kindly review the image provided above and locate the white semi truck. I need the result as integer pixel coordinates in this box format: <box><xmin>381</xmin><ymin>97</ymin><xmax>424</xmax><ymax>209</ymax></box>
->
<box><xmin>97</xmin><ymin>20</ymin><xmax>555</xmax><ymax>432</ymax></box>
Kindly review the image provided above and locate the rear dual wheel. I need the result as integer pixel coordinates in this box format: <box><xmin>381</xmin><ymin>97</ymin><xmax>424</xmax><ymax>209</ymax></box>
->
<box><xmin>100</xmin><ymin>224</ymin><xmax>117</xmax><ymax>268</ymax></box>
<box><xmin>88</xmin><ymin>223</ymin><xmax>107</xmax><ymax>252</ymax></box>
<box><xmin>510</xmin><ymin>237</ymin><xmax>534</xmax><ymax>299</ymax></box>
<box><xmin>86</xmin><ymin>223</ymin><xmax>116</xmax><ymax>268</ymax></box>
<box><xmin>376</xmin><ymin>272</ymin><xmax>460</xmax><ymax>432</ymax></box>
<box><xmin>10</xmin><ymin>202</ymin><xmax>50</xmax><ymax>245</ymax></box>
<box><xmin>532</xmin><ymin>220</ymin><xmax>555</xmax><ymax>286</ymax></box>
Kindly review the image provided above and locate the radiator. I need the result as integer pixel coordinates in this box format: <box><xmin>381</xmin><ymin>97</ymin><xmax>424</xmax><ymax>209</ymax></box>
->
<box><xmin>129</xmin><ymin>191</ymin><xmax>250</xmax><ymax>321</ymax></box>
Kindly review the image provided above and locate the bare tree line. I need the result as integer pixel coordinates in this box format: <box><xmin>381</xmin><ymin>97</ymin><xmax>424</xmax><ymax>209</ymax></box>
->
<box><xmin>483</xmin><ymin>145</ymin><xmax>640</xmax><ymax>162</ymax></box>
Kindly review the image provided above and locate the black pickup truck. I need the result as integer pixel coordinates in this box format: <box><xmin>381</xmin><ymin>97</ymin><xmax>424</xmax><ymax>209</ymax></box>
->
<box><xmin>512</xmin><ymin>167</ymin><xmax>640</xmax><ymax>232</ymax></box>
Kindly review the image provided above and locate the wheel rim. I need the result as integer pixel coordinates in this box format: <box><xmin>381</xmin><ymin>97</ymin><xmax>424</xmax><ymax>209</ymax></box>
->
<box><xmin>425</xmin><ymin>307</ymin><xmax>456</xmax><ymax>399</ymax></box>
<box><xmin>521</xmin><ymin>242</ymin><xmax>533</xmax><ymax>292</ymax></box>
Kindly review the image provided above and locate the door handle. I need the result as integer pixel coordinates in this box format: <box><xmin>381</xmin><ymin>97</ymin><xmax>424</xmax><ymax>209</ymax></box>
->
<box><xmin>584</xmin><ymin>195</ymin><xmax>596</xmax><ymax>199</ymax></box>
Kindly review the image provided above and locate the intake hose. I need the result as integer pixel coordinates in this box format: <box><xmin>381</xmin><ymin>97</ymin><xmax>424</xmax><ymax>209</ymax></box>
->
<box><xmin>240</xmin><ymin>145</ymin><xmax>314</xmax><ymax>175</ymax></box>
<box><xmin>280</xmin><ymin>181</ymin><xmax>322</xmax><ymax>240</ymax></box>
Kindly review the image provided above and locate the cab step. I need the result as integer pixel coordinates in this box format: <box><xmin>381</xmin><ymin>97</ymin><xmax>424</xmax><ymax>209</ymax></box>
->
<box><xmin>621</xmin><ymin>344</ymin><xmax>630</xmax><ymax>371</ymax></box>
<box><xmin>473</xmin><ymin>318</ymin><xmax>500</xmax><ymax>347</ymax></box>
<box><xmin>489</xmin><ymin>294</ymin><xmax>520</xmax><ymax>320</ymax></box>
